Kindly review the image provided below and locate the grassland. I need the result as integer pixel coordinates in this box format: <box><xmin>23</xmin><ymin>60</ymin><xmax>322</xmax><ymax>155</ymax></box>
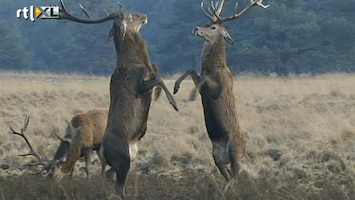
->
<box><xmin>0</xmin><ymin>72</ymin><xmax>354</xmax><ymax>200</ymax></box>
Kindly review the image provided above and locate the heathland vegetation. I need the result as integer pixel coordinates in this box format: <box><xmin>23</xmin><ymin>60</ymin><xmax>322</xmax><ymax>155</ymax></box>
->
<box><xmin>0</xmin><ymin>72</ymin><xmax>354</xmax><ymax>199</ymax></box>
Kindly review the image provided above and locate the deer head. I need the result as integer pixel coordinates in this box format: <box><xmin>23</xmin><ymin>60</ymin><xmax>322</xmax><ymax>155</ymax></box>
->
<box><xmin>108</xmin><ymin>13</ymin><xmax>148</xmax><ymax>41</ymax></box>
<box><xmin>193</xmin><ymin>0</ymin><xmax>269</xmax><ymax>44</ymax></box>
<box><xmin>57</xmin><ymin>0</ymin><xmax>147</xmax><ymax>41</ymax></box>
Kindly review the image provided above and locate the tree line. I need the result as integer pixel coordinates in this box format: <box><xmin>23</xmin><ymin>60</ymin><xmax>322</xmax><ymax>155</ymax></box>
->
<box><xmin>0</xmin><ymin>0</ymin><xmax>354</xmax><ymax>76</ymax></box>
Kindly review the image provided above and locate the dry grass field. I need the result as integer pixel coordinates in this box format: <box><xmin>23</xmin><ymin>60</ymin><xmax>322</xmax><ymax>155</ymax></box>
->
<box><xmin>0</xmin><ymin>72</ymin><xmax>354</xmax><ymax>200</ymax></box>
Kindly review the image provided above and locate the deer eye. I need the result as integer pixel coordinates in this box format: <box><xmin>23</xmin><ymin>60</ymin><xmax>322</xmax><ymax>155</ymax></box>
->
<box><xmin>210</xmin><ymin>26</ymin><xmax>217</xmax><ymax>30</ymax></box>
<box><xmin>118</xmin><ymin>13</ymin><xmax>125</xmax><ymax>18</ymax></box>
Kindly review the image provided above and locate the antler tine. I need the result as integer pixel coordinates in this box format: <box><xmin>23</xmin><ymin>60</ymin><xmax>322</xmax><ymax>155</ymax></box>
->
<box><xmin>217</xmin><ymin>0</ymin><xmax>269</xmax><ymax>24</ymax></box>
<box><xmin>52</xmin><ymin>132</ymin><xmax>72</xmax><ymax>144</ymax></box>
<box><xmin>211</xmin><ymin>1</ymin><xmax>216</xmax><ymax>11</ymax></box>
<box><xmin>31</xmin><ymin>157</ymin><xmax>65</xmax><ymax>176</ymax></box>
<box><xmin>256</xmin><ymin>0</ymin><xmax>270</xmax><ymax>8</ymax></box>
<box><xmin>214</xmin><ymin>0</ymin><xmax>225</xmax><ymax>17</ymax></box>
<box><xmin>207</xmin><ymin>7</ymin><xmax>215</xmax><ymax>18</ymax></box>
<box><xmin>200</xmin><ymin>0</ymin><xmax>227</xmax><ymax>22</ymax></box>
<box><xmin>9</xmin><ymin>116</ymin><xmax>44</xmax><ymax>165</ymax></box>
<box><xmin>79</xmin><ymin>4</ymin><xmax>92</xmax><ymax>19</ymax></box>
<box><xmin>22</xmin><ymin>115</ymin><xmax>29</xmax><ymax>134</ymax></box>
<box><xmin>200</xmin><ymin>2</ymin><xmax>217</xmax><ymax>22</ymax></box>
<box><xmin>117</xmin><ymin>1</ymin><xmax>123</xmax><ymax>9</ymax></box>
<box><xmin>234</xmin><ymin>2</ymin><xmax>239</xmax><ymax>16</ymax></box>
<box><xmin>58</xmin><ymin>0</ymin><xmax>124</xmax><ymax>24</ymax></box>
<box><xmin>59</xmin><ymin>0</ymin><xmax>67</xmax><ymax>12</ymax></box>
<box><xmin>10</xmin><ymin>116</ymin><xmax>65</xmax><ymax>176</ymax></box>
<box><xmin>104</xmin><ymin>9</ymin><xmax>110</xmax><ymax>16</ymax></box>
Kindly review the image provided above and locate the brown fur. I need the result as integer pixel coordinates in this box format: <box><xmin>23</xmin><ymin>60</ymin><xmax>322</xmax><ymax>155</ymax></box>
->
<box><xmin>103</xmin><ymin>11</ymin><xmax>178</xmax><ymax>200</ymax></box>
<box><xmin>60</xmin><ymin>109</ymin><xmax>108</xmax><ymax>178</ymax></box>
<box><xmin>56</xmin><ymin>4</ymin><xmax>176</xmax><ymax>198</ymax></box>
<box><xmin>173</xmin><ymin>1</ymin><xmax>251</xmax><ymax>194</ymax></box>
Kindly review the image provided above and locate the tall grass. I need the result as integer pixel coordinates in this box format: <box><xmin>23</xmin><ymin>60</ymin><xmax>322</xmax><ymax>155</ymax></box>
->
<box><xmin>0</xmin><ymin>72</ymin><xmax>354</xmax><ymax>199</ymax></box>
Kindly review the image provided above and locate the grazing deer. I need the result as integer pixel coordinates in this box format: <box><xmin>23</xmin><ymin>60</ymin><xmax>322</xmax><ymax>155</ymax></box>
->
<box><xmin>9</xmin><ymin>109</ymin><xmax>108</xmax><ymax>178</ymax></box>
<box><xmin>173</xmin><ymin>0</ymin><xmax>269</xmax><ymax>193</ymax></box>
<box><xmin>56</xmin><ymin>109</ymin><xmax>108</xmax><ymax>178</ymax></box>
<box><xmin>57</xmin><ymin>1</ymin><xmax>178</xmax><ymax>199</ymax></box>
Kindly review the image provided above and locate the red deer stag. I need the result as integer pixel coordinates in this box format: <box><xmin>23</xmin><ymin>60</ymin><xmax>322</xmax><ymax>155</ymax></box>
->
<box><xmin>10</xmin><ymin>109</ymin><xmax>108</xmax><ymax>178</ymax></box>
<box><xmin>54</xmin><ymin>109</ymin><xmax>108</xmax><ymax>178</ymax></box>
<box><xmin>57</xmin><ymin>1</ymin><xmax>178</xmax><ymax>199</ymax></box>
<box><xmin>173</xmin><ymin>0</ymin><xmax>269</xmax><ymax>193</ymax></box>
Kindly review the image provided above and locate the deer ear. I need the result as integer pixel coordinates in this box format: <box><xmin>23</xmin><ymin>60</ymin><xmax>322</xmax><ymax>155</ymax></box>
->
<box><xmin>220</xmin><ymin>29</ymin><xmax>234</xmax><ymax>45</ymax></box>
<box><xmin>108</xmin><ymin>26</ymin><xmax>114</xmax><ymax>40</ymax></box>
<box><xmin>108</xmin><ymin>23</ymin><xmax>126</xmax><ymax>41</ymax></box>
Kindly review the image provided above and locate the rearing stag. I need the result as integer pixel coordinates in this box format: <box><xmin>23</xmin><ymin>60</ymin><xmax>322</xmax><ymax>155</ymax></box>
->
<box><xmin>103</xmin><ymin>12</ymin><xmax>180</xmax><ymax>199</ymax></box>
<box><xmin>57</xmin><ymin>1</ymin><xmax>178</xmax><ymax>199</ymax></box>
<box><xmin>174</xmin><ymin>0</ymin><xmax>269</xmax><ymax>193</ymax></box>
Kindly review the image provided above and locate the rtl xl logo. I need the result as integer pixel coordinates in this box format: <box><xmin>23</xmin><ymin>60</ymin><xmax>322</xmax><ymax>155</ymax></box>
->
<box><xmin>17</xmin><ymin>5</ymin><xmax>59</xmax><ymax>22</ymax></box>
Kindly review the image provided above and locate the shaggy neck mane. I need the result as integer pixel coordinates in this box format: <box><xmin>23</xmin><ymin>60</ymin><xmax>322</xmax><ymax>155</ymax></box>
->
<box><xmin>114</xmin><ymin>30</ymin><xmax>145</xmax><ymax>68</ymax></box>
<box><xmin>201</xmin><ymin>37</ymin><xmax>227</xmax><ymax>69</ymax></box>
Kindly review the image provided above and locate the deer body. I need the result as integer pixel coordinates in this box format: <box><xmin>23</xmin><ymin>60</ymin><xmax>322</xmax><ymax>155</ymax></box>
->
<box><xmin>59</xmin><ymin>109</ymin><xmax>108</xmax><ymax>178</ymax></box>
<box><xmin>56</xmin><ymin>2</ymin><xmax>177</xmax><ymax>198</ymax></box>
<box><xmin>102</xmin><ymin>13</ymin><xmax>178</xmax><ymax>199</ymax></box>
<box><xmin>175</xmin><ymin>24</ymin><xmax>245</xmax><ymax>187</ymax></box>
<box><xmin>174</xmin><ymin>0</ymin><xmax>268</xmax><ymax>193</ymax></box>
<box><xmin>9</xmin><ymin>109</ymin><xmax>108</xmax><ymax>177</ymax></box>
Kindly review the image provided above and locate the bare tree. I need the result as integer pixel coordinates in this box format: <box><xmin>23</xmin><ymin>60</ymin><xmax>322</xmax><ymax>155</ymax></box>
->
<box><xmin>173</xmin><ymin>0</ymin><xmax>269</xmax><ymax>193</ymax></box>
<box><xmin>57</xmin><ymin>1</ymin><xmax>178</xmax><ymax>199</ymax></box>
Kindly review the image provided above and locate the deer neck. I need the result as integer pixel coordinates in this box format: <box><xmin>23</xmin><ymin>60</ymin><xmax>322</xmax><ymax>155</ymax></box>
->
<box><xmin>114</xmin><ymin>31</ymin><xmax>146</xmax><ymax>68</ymax></box>
<box><xmin>200</xmin><ymin>39</ymin><xmax>227</xmax><ymax>69</ymax></box>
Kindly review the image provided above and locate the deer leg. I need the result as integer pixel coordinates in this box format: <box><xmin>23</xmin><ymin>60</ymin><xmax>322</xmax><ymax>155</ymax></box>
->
<box><xmin>157</xmin><ymin>80</ymin><xmax>178</xmax><ymax>111</ymax></box>
<box><xmin>142</xmin><ymin>77</ymin><xmax>179</xmax><ymax>111</ymax></box>
<box><xmin>223</xmin><ymin>138</ymin><xmax>243</xmax><ymax>193</ymax></box>
<box><xmin>103</xmin><ymin>143</ymin><xmax>130</xmax><ymax>199</ymax></box>
<box><xmin>188</xmin><ymin>76</ymin><xmax>209</xmax><ymax>101</ymax></box>
<box><xmin>195</xmin><ymin>75</ymin><xmax>222</xmax><ymax>99</ymax></box>
<box><xmin>114</xmin><ymin>161</ymin><xmax>129</xmax><ymax>200</ymax></box>
<box><xmin>83</xmin><ymin>148</ymin><xmax>91</xmax><ymax>178</ymax></box>
<box><xmin>223</xmin><ymin>178</ymin><xmax>237</xmax><ymax>194</ymax></box>
<box><xmin>115</xmin><ymin>184</ymin><xmax>126</xmax><ymax>200</ymax></box>
<box><xmin>189</xmin><ymin>87</ymin><xmax>198</xmax><ymax>101</ymax></box>
<box><xmin>212</xmin><ymin>141</ymin><xmax>232</xmax><ymax>181</ymax></box>
<box><xmin>152</xmin><ymin>64</ymin><xmax>162</xmax><ymax>100</ymax></box>
<box><xmin>96</xmin><ymin>149</ymin><xmax>106</xmax><ymax>176</ymax></box>
<box><xmin>153</xmin><ymin>85</ymin><xmax>162</xmax><ymax>101</ymax></box>
<box><xmin>105</xmin><ymin>167</ymin><xmax>115</xmax><ymax>181</ymax></box>
<box><xmin>68</xmin><ymin>165</ymin><xmax>75</xmax><ymax>179</ymax></box>
<box><xmin>173</xmin><ymin>69</ymin><xmax>200</xmax><ymax>94</ymax></box>
<box><xmin>223</xmin><ymin>157</ymin><xmax>241</xmax><ymax>194</ymax></box>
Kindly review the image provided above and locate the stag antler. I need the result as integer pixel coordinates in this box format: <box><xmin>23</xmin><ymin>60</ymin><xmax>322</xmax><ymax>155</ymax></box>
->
<box><xmin>79</xmin><ymin>4</ymin><xmax>92</xmax><ymax>19</ymax></box>
<box><xmin>52</xmin><ymin>132</ymin><xmax>72</xmax><ymax>144</ymax></box>
<box><xmin>9</xmin><ymin>115</ymin><xmax>64</xmax><ymax>175</ymax></box>
<box><xmin>201</xmin><ymin>0</ymin><xmax>269</xmax><ymax>23</ymax></box>
<box><xmin>58</xmin><ymin>0</ymin><xmax>124</xmax><ymax>23</ymax></box>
